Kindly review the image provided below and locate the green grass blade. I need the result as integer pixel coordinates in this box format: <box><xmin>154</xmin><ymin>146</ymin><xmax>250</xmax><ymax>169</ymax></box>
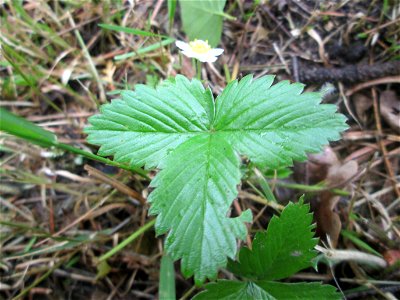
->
<box><xmin>0</xmin><ymin>108</ymin><xmax>56</xmax><ymax>147</ymax></box>
<box><xmin>1</xmin><ymin>44</ymin><xmax>62</xmax><ymax>113</ymax></box>
<box><xmin>13</xmin><ymin>1</ymin><xmax>69</xmax><ymax>49</ymax></box>
<box><xmin>99</xmin><ymin>218</ymin><xmax>156</xmax><ymax>262</ymax></box>
<box><xmin>0</xmin><ymin>43</ymin><xmax>38</xmax><ymax>87</ymax></box>
<box><xmin>69</xmin><ymin>13</ymin><xmax>105</xmax><ymax>105</ymax></box>
<box><xmin>99</xmin><ymin>23</ymin><xmax>168</xmax><ymax>38</ymax></box>
<box><xmin>114</xmin><ymin>38</ymin><xmax>175</xmax><ymax>61</ymax></box>
<box><xmin>159</xmin><ymin>254</ymin><xmax>176</xmax><ymax>300</ymax></box>
<box><xmin>341</xmin><ymin>229</ymin><xmax>382</xmax><ymax>257</ymax></box>
<box><xmin>168</xmin><ymin>0</ymin><xmax>177</xmax><ymax>32</ymax></box>
<box><xmin>0</xmin><ymin>108</ymin><xmax>148</xmax><ymax>177</ymax></box>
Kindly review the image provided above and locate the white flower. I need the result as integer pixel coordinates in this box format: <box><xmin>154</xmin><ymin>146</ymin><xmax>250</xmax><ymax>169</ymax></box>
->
<box><xmin>175</xmin><ymin>39</ymin><xmax>224</xmax><ymax>63</ymax></box>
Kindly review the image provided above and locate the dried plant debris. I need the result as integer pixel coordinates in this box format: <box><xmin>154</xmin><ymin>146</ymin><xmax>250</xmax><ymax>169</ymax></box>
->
<box><xmin>304</xmin><ymin>147</ymin><xmax>359</xmax><ymax>247</ymax></box>
<box><xmin>1</xmin><ymin>0</ymin><xmax>400</xmax><ymax>298</ymax></box>
<box><xmin>297</xmin><ymin>60</ymin><xmax>400</xmax><ymax>84</ymax></box>
<box><xmin>380</xmin><ymin>90</ymin><xmax>400</xmax><ymax>133</ymax></box>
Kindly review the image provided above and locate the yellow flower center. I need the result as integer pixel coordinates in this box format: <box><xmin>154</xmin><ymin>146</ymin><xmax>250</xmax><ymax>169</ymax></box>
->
<box><xmin>189</xmin><ymin>39</ymin><xmax>211</xmax><ymax>54</ymax></box>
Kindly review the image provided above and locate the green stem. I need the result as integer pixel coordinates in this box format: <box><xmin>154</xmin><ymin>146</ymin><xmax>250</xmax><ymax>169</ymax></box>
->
<box><xmin>99</xmin><ymin>218</ymin><xmax>156</xmax><ymax>262</ymax></box>
<box><xmin>274</xmin><ymin>181</ymin><xmax>350</xmax><ymax>196</ymax></box>
<box><xmin>0</xmin><ymin>108</ymin><xmax>149</xmax><ymax>179</ymax></box>
<box><xmin>223</xmin><ymin>63</ymin><xmax>231</xmax><ymax>83</ymax></box>
<box><xmin>179</xmin><ymin>286</ymin><xmax>197</xmax><ymax>300</ymax></box>
<box><xmin>55</xmin><ymin>142</ymin><xmax>148</xmax><ymax>178</ymax></box>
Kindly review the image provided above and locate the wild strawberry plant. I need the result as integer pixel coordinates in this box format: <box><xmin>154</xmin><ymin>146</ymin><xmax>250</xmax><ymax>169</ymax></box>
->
<box><xmin>85</xmin><ymin>74</ymin><xmax>347</xmax><ymax>284</ymax></box>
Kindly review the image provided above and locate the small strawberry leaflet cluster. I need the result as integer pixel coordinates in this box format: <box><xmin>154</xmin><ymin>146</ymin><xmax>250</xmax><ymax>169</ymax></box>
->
<box><xmin>193</xmin><ymin>201</ymin><xmax>341</xmax><ymax>299</ymax></box>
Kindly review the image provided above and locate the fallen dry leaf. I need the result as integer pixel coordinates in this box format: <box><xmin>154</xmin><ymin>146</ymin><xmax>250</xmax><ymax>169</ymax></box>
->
<box><xmin>307</xmin><ymin>147</ymin><xmax>358</xmax><ymax>247</ymax></box>
<box><xmin>380</xmin><ymin>90</ymin><xmax>400</xmax><ymax>132</ymax></box>
<box><xmin>326</xmin><ymin>160</ymin><xmax>359</xmax><ymax>187</ymax></box>
<box><xmin>316</xmin><ymin>160</ymin><xmax>358</xmax><ymax>247</ymax></box>
<box><xmin>307</xmin><ymin>146</ymin><xmax>340</xmax><ymax>184</ymax></box>
<box><xmin>353</xmin><ymin>93</ymin><xmax>373</xmax><ymax>125</ymax></box>
<box><xmin>316</xmin><ymin>192</ymin><xmax>342</xmax><ymax>248</ymax></box>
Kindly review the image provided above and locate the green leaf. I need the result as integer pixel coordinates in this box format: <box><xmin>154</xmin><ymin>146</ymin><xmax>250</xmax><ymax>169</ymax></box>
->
<box><xmin>255</xmin><ymin>281</ymin><xmax>341</xmax><ymax>300</ymax></box>
<box><xmin>192</xmin><ymin>202</ymin><xmax>340</xmax><ymax>300</ymax></box>
<box><xmin>149</xmin><ymin>134</ymin><xmax>251</xmax><ymax>284</ymax></box>
<box><xmin>228</xmin><ymin>201</ymin><xmax>318</xmax><ymax>280</ymax></box>
<box><xmin>179</xmin><ymin>0</ymin><xmax>226</xmax><ymax>47</ymax></box>
<box><xmin>85</xmin><ymin>75</ymin><xmax>213</xmax><ymax>170</ymax></box>
<box><xmin>86</xmin><ymin>75</ymin><xmax>347</xmax><ymax>283</ymax></box>
<box><xmin>214</xmin><ymin>75</ymin><xmax>348</xmax><ymax>169</ymax></box>
<box><xmin>193</xmin><ymin>280</ymin><xmax>341</xmax><ymax>300</ymax></box>
<box><xmin>193</xmin><ymin>281</ymin><xmax>275</xmax><ymax>300</ymax></box>
<box><xmin>96</xmin><ymin>260</ymin><xmax>111</xmax><ymax>280</ymax></box>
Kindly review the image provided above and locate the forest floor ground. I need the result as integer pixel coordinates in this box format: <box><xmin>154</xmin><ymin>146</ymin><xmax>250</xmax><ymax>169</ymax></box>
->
<box><xmin>1</xmin><ymin>1</ymin><xmax>399</xmax><ymax>299</ymax></box>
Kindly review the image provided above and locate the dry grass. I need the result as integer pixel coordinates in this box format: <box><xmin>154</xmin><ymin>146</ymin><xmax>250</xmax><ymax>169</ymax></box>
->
<box><xmin>1</xmin><ymin>0</ymin><xmax>399</xmax><ymax>299</ymax></box>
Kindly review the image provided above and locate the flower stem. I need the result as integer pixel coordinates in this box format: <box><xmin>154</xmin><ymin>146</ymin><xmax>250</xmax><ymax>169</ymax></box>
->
<box><xmin>196</xmin><ymin>59</ymin><xmax>202</xmax><ymax>80</ymax></box>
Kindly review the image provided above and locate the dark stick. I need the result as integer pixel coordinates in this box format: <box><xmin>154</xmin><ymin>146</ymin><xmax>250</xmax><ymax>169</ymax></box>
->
<box><xmin>296</xmin><ymin>60</ymin><xmax>400</xmax><ymax>84</ymax></box>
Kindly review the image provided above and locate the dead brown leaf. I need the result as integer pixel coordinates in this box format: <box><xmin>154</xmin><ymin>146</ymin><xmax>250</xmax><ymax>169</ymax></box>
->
<box><xmin>380</xmin><ymin>90</ymin><xmax>400</xmax><ymax>132</ymax></box>
<box><xmin>326</xmin><ymin>160</ymin><xmax>359</xmax><ymax>187</ymax></box>
<box><xmin>309</xmin><ymin>147</ymin><xmax>358</xmax><ymax>247</ymax></box>
<box><xmin>307</xmin><ymin>146</ymin><xmax>340</xmax><ymax>184</ymax></box>
<box><xmin>353</xmin><ymin>93</ymin><xmax>373</xmax><ymax>125</ymax></box>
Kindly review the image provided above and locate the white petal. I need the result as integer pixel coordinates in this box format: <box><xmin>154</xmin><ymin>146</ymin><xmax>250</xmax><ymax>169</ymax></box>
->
<box><xmin>181</xmin><ymin>50</ymin><xmax>196</xmax><ymax>58</ymax></box>
<box><xmin>205</xmin><ymin>56</ymin><xmax>218</xmax><ymax>63</ymax></box>
<box><xmin>209</xmin><ymin>48</ymin><xmax>224</xmax><ymax>56</ymax></box>
<box><xmin>197</xmin><ymin>53</ymin><xmax>218</xmax><ymax>63</ymax></box>
<box><xmin>175</xmin><ymin>40</ymin><xmax>190</xmax><ymax>52</ymax></box>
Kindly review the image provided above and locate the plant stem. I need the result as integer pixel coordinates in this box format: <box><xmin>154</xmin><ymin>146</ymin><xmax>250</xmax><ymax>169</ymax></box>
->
<box><xmin>274</xmin><ymin>181</ymin><xmax>350</xmax><ymax>195</ymax></box>
<box><xmin>56</xmin><ymin>142</ymin><xmax>149</xmax><ymax>179</ymax></box>
<box><xmin>99</xmin><ymin>218</ymin><xmax>156</xmax><ymax>262</ymax></box>
<box><xmin>179</xmin><ymin>285</ymin><xmax>197</xmax><ymax>300</ymax></box>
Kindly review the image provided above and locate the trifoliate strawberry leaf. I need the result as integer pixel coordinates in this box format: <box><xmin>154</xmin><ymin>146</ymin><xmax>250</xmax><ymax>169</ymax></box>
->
<box><xmin>193</xmin><ymin>280</ymin><xmax>341</xmax><ymax>300</ymax></box>
<box><xmin>228</xmin><ymin>201</ymin><xmax>318</xmax><ymax>280</ymax></box>
<box><xmin>86</xmin><ymin>74</ymin><xmax>347</xmax><ymax>283</ymax></box>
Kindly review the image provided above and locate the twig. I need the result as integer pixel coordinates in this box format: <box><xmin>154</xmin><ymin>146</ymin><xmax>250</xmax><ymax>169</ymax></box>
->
<box><xmin>297</xmin><ymin>61</ymin><xmax>400</xmax><ymax>84</ymax></box>
<box><xmin>372</xmin><ymin>88</ymin><xmax>400</xmax><ymax>198</ymax></box>
<box><xmin>346</xmin><ymin>76</ymin><xmax>400</xmax><ymax>96</ymax></box>
<box><xmin>316</xmin><ymin>246</ymin><xmax>387</xmax><ymax>268</ymax></box>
